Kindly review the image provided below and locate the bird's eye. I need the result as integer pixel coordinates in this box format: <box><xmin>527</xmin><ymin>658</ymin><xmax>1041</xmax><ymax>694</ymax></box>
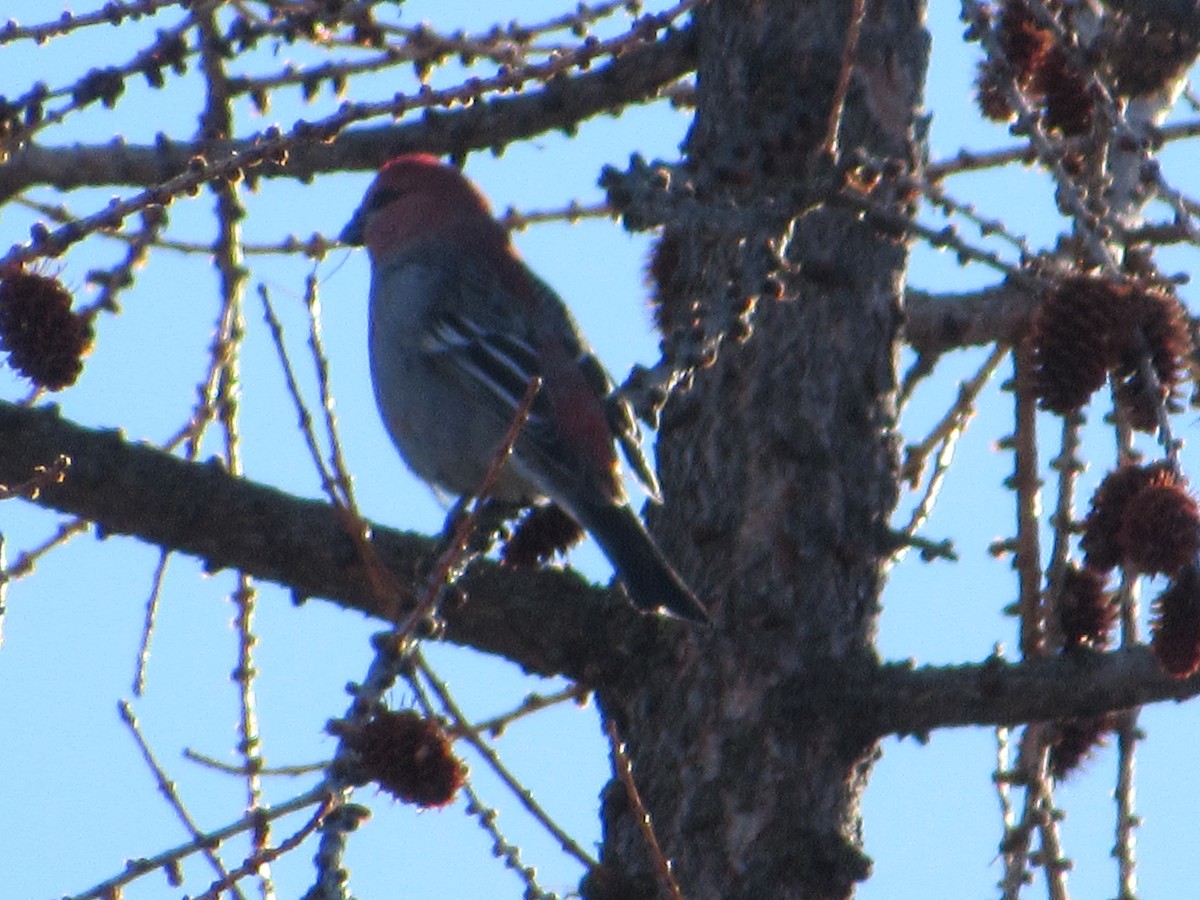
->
<box><xmin>365</xmin><ymin>186</ymin><xmax>402</xmax><ymax>211</ymax></box>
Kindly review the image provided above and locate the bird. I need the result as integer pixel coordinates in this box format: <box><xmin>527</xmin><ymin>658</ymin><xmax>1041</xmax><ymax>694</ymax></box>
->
<box><xmin>340</xmin><ymin>153</ymin><xmax>708</xmax><ymax>623</ymax></box>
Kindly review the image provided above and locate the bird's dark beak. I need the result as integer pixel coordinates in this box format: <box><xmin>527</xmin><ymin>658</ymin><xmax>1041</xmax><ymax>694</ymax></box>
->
<box><xmin>339</xmin><ymin>208</ymin><xmax>365</xmax><ymax>246</ymax></box>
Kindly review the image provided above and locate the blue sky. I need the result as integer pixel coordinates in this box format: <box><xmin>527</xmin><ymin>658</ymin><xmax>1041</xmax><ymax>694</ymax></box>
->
<box><xmin>1</xmin><ymin>2</ymin><xmax>1198</xmax><ymax>898</ymax></box>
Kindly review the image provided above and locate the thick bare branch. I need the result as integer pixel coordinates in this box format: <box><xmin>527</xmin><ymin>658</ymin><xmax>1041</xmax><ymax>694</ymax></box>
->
<box><xmin>864</xmin><ymin>648</ymin><xmax>1200</xmax><ymax>738</ymax></box>
<box><xmin>905</xmin><ymin>281</ymin><xmax>1037</xmax><ymax>355</ymax></box>
<box><xmin>0</xmin><ymin>27</ymin><xmax>695</xmax><ymax>200</ymax></box>
<box><xmin>5</xmin><ymin>399</ymin><xmax>1197</xmax><ymax>733</ymax></box>
<box><xmin>0</xmin><ymin>400</ymin><xmax>663</xmax><ymax>686</ymax></box>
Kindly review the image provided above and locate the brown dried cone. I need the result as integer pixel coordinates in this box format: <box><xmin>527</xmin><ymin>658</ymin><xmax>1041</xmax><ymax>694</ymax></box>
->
<box><xmin>1031</xmin><ymin>276</ymin><xmax>1128</xmax><ymax>414</ymax></box>
<box><xmin>1057</xmin><ymin>564</ymin><xmax>1115</xmax><ymax>650</ymax></box>
<box><xmin>1080</xmin><ymin>462</ymin><xmax>1174</xmax><ymax>572</ymax></box>
<box><xmin>1047</xmin><ymin>714</ymin><xmax>1118</xmax><ymax>779</ymax></box>
<box><xmin>1116</xmin><ymin>475</ymin><xmax>1200</xmax><ymax>576</ymax></box>
<box><xmin>1112</xmin><ymin>288</ymin><xmax>1190</xmax><ymax>432</ymax></box>
<box><xmin>1035</xmin><ymin>45</ymin><xmax>1094</xmax><ymax>136</ymax></box>
<box><xmin>334</xmin><ymin>710</ymin><xmax>465</xmax><ymax>808</ymax></box>
<box><xmin>501</xmin><ymin>503</ymin><xmax>585</xmax><ymax>568</ymax></box>
<box><xmin>975</xmin><ymin>57</ymin><xmax>1016</xmax><ymax>122</ymax></box>
<box><xmin>0</xmin><ymin>270</ymin><xmax>94</xmax><ymax>390</ymax></box>
<box><xmin>980</xmin><ymin>2</ymin><xmax>1092</xmax><ymax>133</ymax></box>
<box><xmin>1152</xmin><ymin>565</ymin><xmax>1200</xmax><ymax>678</ymax></box>
<box><xmin>996</xmin><ymin>0</ymin><xmax>1053</xmax><ymax>89</ymax></box>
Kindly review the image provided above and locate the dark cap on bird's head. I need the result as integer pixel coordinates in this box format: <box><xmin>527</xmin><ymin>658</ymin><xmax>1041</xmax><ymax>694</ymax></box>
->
<box><xmin>338</xmin><ymin>155</ymin><xmax>495</xmax><ymax>254</ymax></box>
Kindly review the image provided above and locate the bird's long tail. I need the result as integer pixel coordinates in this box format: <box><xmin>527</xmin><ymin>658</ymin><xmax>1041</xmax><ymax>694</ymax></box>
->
<box><xmin>572</xmin><ymin>500</ymin><xmax>709</xmax><ymax>624</ymax></box>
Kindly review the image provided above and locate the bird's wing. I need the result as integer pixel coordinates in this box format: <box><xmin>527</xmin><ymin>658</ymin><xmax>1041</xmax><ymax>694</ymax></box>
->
<box><xmin>421</xmin><ymin>310</ymin><xmax>554</xmax><ymax>429</ymax></box>
<box><xmin>414</xmin><ymin>249</ymin><xmax>626</xmax><ymax>502</ymax></box>
<box><xmin>574</xmin><ymin>351</ymin><xmax>661</xmax><ymax>500</ymax></box>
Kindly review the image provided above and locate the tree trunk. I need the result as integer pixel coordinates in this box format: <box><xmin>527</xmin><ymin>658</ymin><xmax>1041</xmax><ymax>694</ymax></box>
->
<box><xmin>590</xmin><ymin>2</ymin><xmax>929</xmax><ymax>897</ymax></box>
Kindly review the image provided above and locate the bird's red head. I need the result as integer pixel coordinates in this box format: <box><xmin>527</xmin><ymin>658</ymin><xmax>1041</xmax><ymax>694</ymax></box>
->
<box><xmin>340</xmin><ymin>154</ymin><xmax>495</xmax><ymax>257</ymax></box>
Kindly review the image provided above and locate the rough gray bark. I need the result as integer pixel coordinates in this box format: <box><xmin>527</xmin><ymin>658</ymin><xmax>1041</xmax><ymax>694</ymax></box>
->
<box><xmin>589</xmin><ymin>2</ymin><xmax>929</xmax><ymax>898</ymax></box>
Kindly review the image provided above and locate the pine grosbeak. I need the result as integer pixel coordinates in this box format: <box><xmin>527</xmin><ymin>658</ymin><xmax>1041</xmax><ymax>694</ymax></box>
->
<box><xmin>340</xmin><ymin>154</ymin><xmax>707</xmax><ymax>623</ymax></box>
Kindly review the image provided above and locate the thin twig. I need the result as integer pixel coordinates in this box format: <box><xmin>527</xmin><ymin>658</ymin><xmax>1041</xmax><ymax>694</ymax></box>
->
<box><xmin>1031</xmin><ymin>749</ymin><xmax>1069</xmax><ymax>900</ymax></box>
<box><xmin>1046</xmin><ymin>414</ymin><xmax>1084</xmax><ymax>575</ymax></box>
<box><xmin>498</xmin><ymin>200</ymin><xmax>611</xmax><ymax>231</ymax></box>
<box><xmin>0</xmin><ymin>0</ymin><xmax>184</xmax><ymax>44</ymax></box>
<box><xmin>1113</xmin><ymin>709</ymin><xmax>1140</xmax><ymax>900</ymax></box>
<box><xmin>197</xmin><ymin>8</ymin><xmax>272</xmax><ymax>874</ymax></box>
<box><xmin>1</xmin><ymin>0</ymin><xmax>702</xmax><ymax>268</ymax></box>
<box><xmin>192</xmin><ymin>794</ymin><xmax>336</xmax><ymax>900</ymax></box>
<box><xmin>117</xmin><ymin>700</ymin><xmax>246</xmax><ymax>900</ymax></box>
<box><xmin>415</xmin><ymin>651</ymin><xmax>599</xmax><ymax>871</ymax></box>
<box><xmin>1000</xmin><ymin>726</ymin><xmax>1048</xmax><ymax>898</ymax></box>
<box><xmin>1011</xmin><ymin>339</ymin><xmax>1044</xmax><ymax>657</ymax></box>
<box><xmin>131</xmin><ymin>549</ymin><xmax>170</xmax><ymax>696</ymax></box>
<box><xmin>920</xmin><ymin>176</ymin><xmax>1035</xmax><ymax>259</ymax></box>
<box><xmin>0</xmin><ymin>14</ymin><xmax>198</xmax><ymax>150</ymax></box>
<box><xmin>259</xmin><ymin>283</ymin><xmax>406</xmax><ymax>605</ymax></box>
<box><xmin>925</xmin><ymin>117</ymin><xmax>1200</xmax><ymax>181</ymax></box>
<box><xmin>841</xmin><ymin>186</ymin><xmax>1033</xmax><ymax>283</ymax></box>
<box><xmin>405</xmin><ymin>667</ymin><xmax>562</xmax><ymax>900</ymax></box>
<box><xmin>459</xmin><ymin>684</ymin><xmax>591</xmax><ymax>739</ymax></box>
<box><xmin>257</xmin><ymin>284</ymin><xmax>341</xmax><ymax>498</ymax></box>
<box><xmin>230</xmin><ymin>574</ymin><xmax>268</xmax><ymax>852</ymax></box>
<box><xmin>0</xmin><ymin>517</ymin><xmax>91</xmax><ymax>583</ymax></box>
<box><xmin>821</xmin><ymin>0</ymin><xmax>866</xmax><ymax>159</ymax></box>
<box><xmin>1043</xmin><ymin>413</ymin><xmax>1085</xmax><ymax>652</ymax></box>
<box><xmin>64</xmin><ymin>786</ymin><xmax>330</xmax><ymax>900</ymax></box>
<box><xmin>185</xmin><ymin>748</ymin><xmax>327</xmax><ymax>778</ymax></box>
<box><xmin>603</xmin><ymin>716</ymin><xmax>683</xmax><ymax>900</ymax></box>
<box><xmin>303</xmin><ymin>274</ymin><xmax>354</xmax><ymax>504</ymax></box>
<box><xmin>895</xmin><ymin>345</ymin><xmax>1008</xmax><ymax>564</ymax></box>
<box><xmin>994</xmin><ymin>722</ymin><xmax>1016</xmax><ymax>867</ymax></box>
<box><xmin>903</xmin><ymin>343</ymin><xmax>1007</xmax><ymax>484</ymax></box>
<box><xmin>76</xmin><ymin>205</ymin><xmax>166</xmax><ymax>319</ymax></box>
<box><xmin>268</xmin><ymin>279</ymin><xmax>545</xmax><ymax>894</ymax></box>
